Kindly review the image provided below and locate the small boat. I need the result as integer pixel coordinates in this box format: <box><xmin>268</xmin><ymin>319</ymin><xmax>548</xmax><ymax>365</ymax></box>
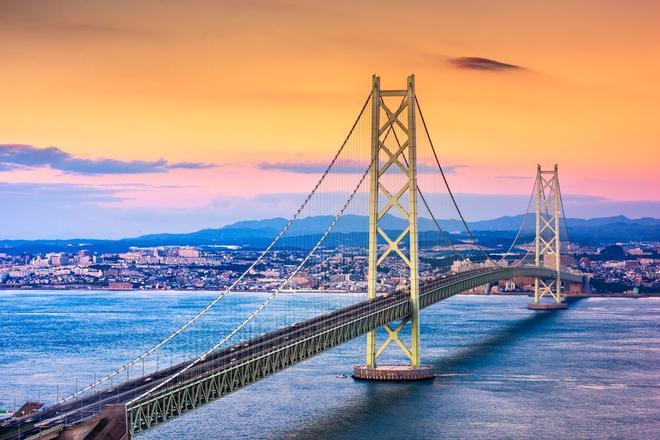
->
<box><xmin>336</xmin><ymin>374</ymin><xmax>347</xmax><ymax>379</ymax></box>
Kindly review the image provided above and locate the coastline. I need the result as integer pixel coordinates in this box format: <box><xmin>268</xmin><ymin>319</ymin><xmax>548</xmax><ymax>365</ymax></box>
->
<box><xmin>0</xmin><ymin>286</ymin><xmax>656</xmax><ymax>298</ymax></box>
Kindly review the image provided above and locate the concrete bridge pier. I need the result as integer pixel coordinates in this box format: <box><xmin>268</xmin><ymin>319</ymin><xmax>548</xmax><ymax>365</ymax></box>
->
<box><xmin>353</xmin><ymin>365</ymin><xmax>435</xmax><ymax>381</ymax></box>
<box><xmin>527</xmin><ymin>301</ymin><xmax>567</xmax><ymax>310</ymax></box>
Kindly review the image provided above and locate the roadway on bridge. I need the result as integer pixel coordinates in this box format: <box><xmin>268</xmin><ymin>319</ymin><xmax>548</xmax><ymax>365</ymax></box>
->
<box><xmin>0</xmin><ymin>267</ymin><xmax>578</xmax><ymax>439</ymax></box>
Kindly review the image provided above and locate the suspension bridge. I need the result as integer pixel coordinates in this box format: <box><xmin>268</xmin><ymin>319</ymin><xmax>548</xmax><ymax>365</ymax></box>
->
<box><xmin>1</xmin><ymin>75</ymin><xmax>587</xmax><ymax>440</ymax></box>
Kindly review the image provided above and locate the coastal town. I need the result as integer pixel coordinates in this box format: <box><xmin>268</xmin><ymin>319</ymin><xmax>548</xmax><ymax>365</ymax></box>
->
<box><xmin>1</xmin><ymin>242</ymin><xmax>657</xmax><ymax>294</ymax></box>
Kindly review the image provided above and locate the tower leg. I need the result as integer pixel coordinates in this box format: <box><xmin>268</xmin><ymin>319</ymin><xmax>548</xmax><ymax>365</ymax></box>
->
<box><xmin>354</xmin><ymin>75</ymin><xmax>433</xmax><ymax>381</ymax></box>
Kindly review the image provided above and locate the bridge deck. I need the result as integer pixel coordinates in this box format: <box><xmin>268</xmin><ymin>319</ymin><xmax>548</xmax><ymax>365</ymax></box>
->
<box><xmin>0</xmin><ymin>267</ymin><xmax>583</xmax><ymax>439</ymax></box>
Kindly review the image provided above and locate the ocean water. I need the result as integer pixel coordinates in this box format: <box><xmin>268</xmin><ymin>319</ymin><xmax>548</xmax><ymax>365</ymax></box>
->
<box><xmin>0</xmin><ymin>291</ymin><xmax>658</xmax><ymax>439</ymax></box>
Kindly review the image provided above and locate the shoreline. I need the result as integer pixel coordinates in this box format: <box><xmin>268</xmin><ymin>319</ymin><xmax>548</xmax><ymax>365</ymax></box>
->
<box><xmin>0</xmin><ymin>287</ymin><xmax>365</xmax><ymax>295</ymax></box>
<box><xmin>0</xmin><ymin>286</ymin><xmax>656</xmax><ymax>298</ymax></box>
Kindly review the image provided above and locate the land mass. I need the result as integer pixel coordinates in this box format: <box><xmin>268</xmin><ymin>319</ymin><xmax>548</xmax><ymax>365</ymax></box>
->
<box><xmin>0</xmin><ymin>214</ymin><xmax>658</xmax><ymax>254</ymax></box>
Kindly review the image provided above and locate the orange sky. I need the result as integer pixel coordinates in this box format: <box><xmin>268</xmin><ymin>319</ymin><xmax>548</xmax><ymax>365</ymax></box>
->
<box><xmin>0</xmin><ymin>0</ymin><xmax>658</xmax><ymax>237</ymax></box>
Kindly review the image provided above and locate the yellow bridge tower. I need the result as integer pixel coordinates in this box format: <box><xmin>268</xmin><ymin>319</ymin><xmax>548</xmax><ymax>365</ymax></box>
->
<box><xmin>528</xmin><ymin>164</ymin><xmax>567</xmax><ymax>310</ymax></box>
<box><xmin>353</xmin><ymin>75</ymin><xmax>434</xmax><ymax>380</ymax></box>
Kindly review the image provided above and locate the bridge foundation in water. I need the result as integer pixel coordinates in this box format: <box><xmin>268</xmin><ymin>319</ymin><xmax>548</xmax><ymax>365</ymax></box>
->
<box><xmin>527</xmin><ymin>302</ymin><xmax>568</xmax><ymax>310</ymax></box>
<box><xmin>353</xmin><ymin>365</ymin><xmax>435</xmax><ymax>381</ymax></box>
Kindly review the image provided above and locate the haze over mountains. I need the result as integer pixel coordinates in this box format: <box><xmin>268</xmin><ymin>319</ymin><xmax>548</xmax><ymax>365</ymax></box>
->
<box><xmin>0</xmin><ymin>214</ymin><xmax>657</xmax><ymax>254</ymax></box>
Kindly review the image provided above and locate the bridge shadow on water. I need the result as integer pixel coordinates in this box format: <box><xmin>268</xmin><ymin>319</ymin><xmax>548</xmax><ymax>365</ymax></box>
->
<box><xmin>278</xmin><ymin>298</ymin><xmax>584</xmax><ymax>439</ymax></box>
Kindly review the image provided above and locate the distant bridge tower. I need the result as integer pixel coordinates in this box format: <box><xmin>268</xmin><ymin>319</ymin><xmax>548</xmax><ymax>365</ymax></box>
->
<box><xmin>528</xmin><ymin>164</ymin><xmax>567</xmax><ymax>310</ymax></box>
<box><xmin>353</xmin><ymin>75</ymin><xmax>434</xmax><ymax>380</ymax></box>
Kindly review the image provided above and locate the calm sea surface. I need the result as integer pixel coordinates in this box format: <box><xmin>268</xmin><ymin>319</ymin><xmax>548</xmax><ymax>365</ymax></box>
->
<box><xmin>0</xmin><ymin>291</ymin><xmax>658</xmax><ymax>439</ymax></box>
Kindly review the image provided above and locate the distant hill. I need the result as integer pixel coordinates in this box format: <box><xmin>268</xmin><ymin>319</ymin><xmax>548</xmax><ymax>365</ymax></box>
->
<box><xmin>0</xmin><ymin>214</ymin><xmax>657</xmax><ymax>254</ymax></box>
<box><xmin>135</xmin><ymin>213</ymin><xmax>657</xmax><ymax>241</ymax></box>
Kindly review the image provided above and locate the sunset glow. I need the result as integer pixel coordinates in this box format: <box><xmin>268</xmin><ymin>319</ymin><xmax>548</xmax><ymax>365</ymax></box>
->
<box><xmin>1</xmin><ymin>0</ymin><xmax>659</xmax><ymax>237</ymax></box>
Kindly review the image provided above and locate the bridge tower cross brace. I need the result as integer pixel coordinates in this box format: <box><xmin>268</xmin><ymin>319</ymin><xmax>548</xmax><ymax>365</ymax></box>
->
<box><xmin>533</xmin><ymin>164</ymin><xmax>563</xmax><ymax>305</ymax></box>
<box><xmin>363</xmin><ymin>74</ymin><xmax>423</xmax><ymax>371</ymax></box>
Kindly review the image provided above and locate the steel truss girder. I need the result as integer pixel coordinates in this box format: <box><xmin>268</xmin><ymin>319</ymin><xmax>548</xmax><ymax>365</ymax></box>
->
<box><xmin>128</xmin><ymin>294</ymin><xmax>411</xmax><ymax>435</ymax></box>
<box><xmin>126</xmin><ymin>267</ymin><xmax>582</xmax><ymax>435</ymax></box>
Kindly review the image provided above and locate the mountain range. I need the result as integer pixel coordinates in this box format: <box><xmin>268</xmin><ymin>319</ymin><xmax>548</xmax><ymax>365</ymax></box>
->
<box><xmin>0</xmin><ymin>214</ymin><xmax>657</xmax><ymax>254</ymax></box>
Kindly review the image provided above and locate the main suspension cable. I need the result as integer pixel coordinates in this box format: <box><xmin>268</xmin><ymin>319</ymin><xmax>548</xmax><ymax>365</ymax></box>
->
<box><xmin>557</xmin><ymin>179</ymin><xmax>574</xmax><ymax>257</ymax></box>
<box><xmin>61</xmin><ymin>93</ymin><xmax>372</xmax><ymax>404</ymax></box>
<box><xmin>496</xmin><ymin>179</ymin><xmax>536</xmax><ymax>265</ymax></box>
<box><xmin>391</xmin><ymin>127</ymin><xmax>469</xmax><ymax>262</ymax></box>
<box><xmin>415</xmin><ymin>97</ymin><xmax>496</xmax><ymax>265</ymax></box>
<box><xmin>130</xmin><ymin>155</ymin><xmax>375</xmax><ymax>404</ymax></box>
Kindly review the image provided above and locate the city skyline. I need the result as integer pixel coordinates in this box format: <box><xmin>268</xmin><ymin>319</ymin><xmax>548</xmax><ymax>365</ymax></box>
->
<box><xmin>1</xmin><ymin>0</ymin><xmax>659</xmax><ymax>238</ymax></box>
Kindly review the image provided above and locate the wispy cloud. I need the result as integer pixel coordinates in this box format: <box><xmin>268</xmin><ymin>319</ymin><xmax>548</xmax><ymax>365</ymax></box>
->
<box><xmin>0</xmin><ymin>144</ymin><xmax>215</xmax><ymax>175</ymax></box>
<box><xmin>257</xmin><ymin>160</ymin><xmax>464</xmax><ymax>174</ymax></box>
<box><xmin>419</xmin><ymin>163</ymin><xmax>464</xmax><ymax>174</ymax></box>
<box><xmin>165</xmin><ymin>161</ymin><xmax>215</xmax><ymax>170</ymax></box>
<box><xmin>449</xmin><ymin>57</ymin><xmax>523</xmax><ymax>72</ymax></box>
<box><xmin>0</xmin><ymin>181</ymin><xmax>122</xmax><ymax>204</ymax></box>
<box><xmin>494</xmin><ymin>175</ymin><xmax>532</xmax><ymax>180</ymax></box>
<box><xmin>257</xmin><ymin>161</ymin><xmax>351</xmax><ymax>174</ymax></box>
